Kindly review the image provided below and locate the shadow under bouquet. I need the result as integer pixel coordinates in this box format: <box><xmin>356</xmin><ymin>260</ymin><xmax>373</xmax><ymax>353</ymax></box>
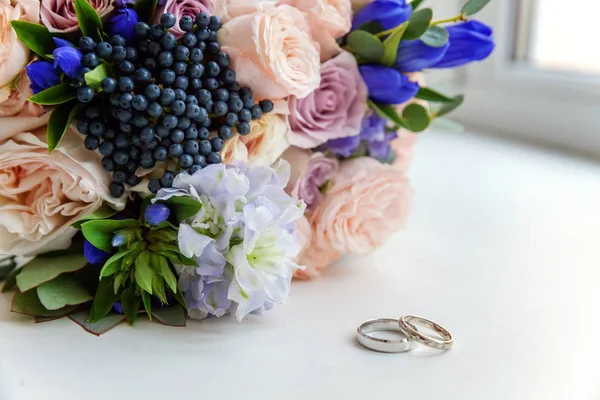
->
<box><xmin>0</xmin><ymin>0</ymin><xmax>494</xmax><ymax>334</ymax></box>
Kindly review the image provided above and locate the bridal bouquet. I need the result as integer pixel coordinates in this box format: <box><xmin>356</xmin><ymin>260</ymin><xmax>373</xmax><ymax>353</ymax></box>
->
<box><xmin>0</xmin><ymin>0</ymin><xmax>494</xmax><ymax>334</ymax></box>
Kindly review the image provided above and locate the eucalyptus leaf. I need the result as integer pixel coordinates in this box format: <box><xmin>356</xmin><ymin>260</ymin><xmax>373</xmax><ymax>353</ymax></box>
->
<box><xmin>72</xmin><ymin>205</ymin><xmax>119</xmax><ymax>229</ymax></box>
<box><xmin>402</xmin><ymin>104</ymin><xmax>431</xmax><ymax>132</ymax></box>
<box><xmin>461</xmin><ymin>0</ymin><xmax>492</xmax><ymax>15</ymax></box>
<box><xmin>416</xmin><ymin>87</ymin><xmax>456</xmax><ymax>102</ymax></box>
<box><xmin>74</xmin><ymin>0</ymin><xmax>104</xmax><ymax>42</ymax></box>
<box><xmin>357</xmin><ymin>21</ymin><xmax>384</xmax><ymax>35</ymax></box>
<box><xmin>346</xmin><ymin>30</ymin><xmax>384</xmax><ymax>62</ymax></box>
<box><xmin>12</xmin><ymin>290</ymin><xmax>78</xmax><ymax>317</ymax></box>
<box><xmin>36</xmin><ymin>274</ymin><xmax>92</xmax><ymax>310</ymax></box>
<box><xmin>120</xmin><ymin>286</ymin><xmax>139</xmax><ymax>325</ymax></box>
<box><xmin>9</xmin><ymin>21</ymin><xmax>55</xmax><ymax>58</ymax></box>
<box><xmin>421</xmin><ymin>25</ymin><xmax>449</xmax><ymax>47</ymax></box>
<box><xmin>141</xmin><ymin>290</ymin><xmax>152</xmax><ymax>319</ymax></box>
<box><xmin>403</xmin><ymin>8</ymin><xmax>433</xmax><ymax>40</ymax></box>
<box><xmin>380</xmin><ymin>21</ymin><xmax>409</xmax><ymax>67</ymax></box>
<box><xmin>134</xmin><ymin>251</ymin><xmax>154</xmax><ymax>294</ymax></box>
<box><xmin>85</xmin><ymin>64</ymin><xmax>109</xmax><ymax>90</ymax></box>
<box><xmin>28</xmin><ymin>83</ymin><xmax>77</xmax><ymax>105</ymax></box>
<box><xmin>81</xmin><ymin>219</ymin><xmax>140</xmax><ymax>252</ymax></box>
<box><xmin>16</xmin><ymin>254</ymin><xmax>88</xmax><ymax>292</ymax></box>
<box><xmin>70</xmin><ymin>311</ymin><xmax>125</xmax><ymax>336</ymax></box>
<box><xmin>134</xmin><ymin>0</ymin><xmax>159</xmax><ymax>23</ymax></box>
<box><xmin>152</xmin><ymin>304</ymin><xmax>186</xmax><ymax>327</ymax></box>
<box><xmin>410</xmin><ymin>0</ymin><xmax>425</xmax><ymax>10</ymax></box>
<box><xmin>436</xmin><ymin>94</ymin><xmax>465</xmax><ymax>117</ymax></box>
<box><xmin>89</xmin><ymin>278</ymin><xmax>119</xmax><ymax>322</ymax></box>
<box><xmin>48</xmin><ymin>102</ymin><xmax>81</xmax><ymax>152</ymax></box>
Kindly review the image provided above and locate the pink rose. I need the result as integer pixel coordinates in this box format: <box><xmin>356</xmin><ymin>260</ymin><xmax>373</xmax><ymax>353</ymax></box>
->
<box><xmin>279</xmin><ymin>0</ymin><xmax>351</xmax><ymax>61</ymax></box>
<box><xmin>0</xmin><ymin>127</ymin><xmax>125</xmax><ymax>256</ymax></box>
<box><xmin>0</xmin><ymin>0</ymin><xmax>39</xmax><ymax>89</ymax></box>
<box><xmin>41</xmin><ymin>0</ymin><xmax>113</xmax><ymax>33</ymax></box>
<box><xmin>391</xmin><ymin>131</ymin><xmax>417</xmax><ymax>172</ymax></box>
<box><xmin>218</xmin><ymin>4</ymin><xmax>320</xmax><ymax>100</ymax></box>
<box><xmin>293</xmin><ymin>215</ymin><xmax>342</xmax><ymax>279</ymax></box>
<box><xmin>213</xmin><ymin>0</ymin><xmax>276</xmax><ymax>23</ymax></box>
<box><xmin>288</xmin><ymin>51</ymin><xmax>367</xmax><ymax>148</ymax></box>
<box><xmin>0</xmin><ymin>70</ymin><xmax>44</xmax><ymax>141</ymax></box>
<box><xmin>155</xmin><ymin>0</ymin><xmax>212</xmax><ymax>38</ymax></box>
<box><xmin>312</xmin><ymin>157</ymin><xmax>413</xmax><ymax>254</ymax></box>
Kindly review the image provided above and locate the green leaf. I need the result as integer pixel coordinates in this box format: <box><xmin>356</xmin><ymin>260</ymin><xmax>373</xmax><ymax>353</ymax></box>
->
<box><xmin>416</xmin><ymin>87</ymin><xmax>456</xmax><ymax>102</ymax></box>
<box><xmin>74</xmin><ymin>0</ymin><xmax>104</xmax><ymax>42</ymax></box>
<box><xmin>9</xmin><ymin>21</ymin><xmax>56</xmax><ymax>58</ymax></box>
<box><xmin>346</xmin><ymin>30</ymin><xmax>384</xmax><ymax>62</ymax></box>
<box><xmin>113</xmin><ymin>272</ymin><xmax>125</xmax><ymax>294</ymax></box>
<box><xmin>402</xmin><ymin>104</ymin><xmax>431</xmax><ymax>132</ymax></box>
<box><xmin>164</xmin><ymin>197</ymin><xmax>203</xmax><ymax>223</ymax></box>
<box><xmin>85</xmin><ymin>64</ymin><xmax>108</xmax><ymax>90</ymax></box>
<box><xmin>48</xmin><ymin>101</ymin><xmax>81</xmax><ymax>152</ymax></box>
<box><xmin>72</xmin><ymin>205</ymin><xmax>119</xmax><ymax>229</ymax></box>
<box><xmin>461</xmin><ymin>0</ymin><xmax>491</xmax><ymax>15</ymax></box>
<box><xmin>173</xmin><ymin>289</ymin><xmax>188</xmax><ymax>311</ymax></box>
<box><xmin>11</xmin><ymin>290</ymin><xmax>78</xmax><ymax>317</ymax></box>
<box><xmin>421</xmin><ymin>25</ymin><xmax>449</xmax><ymax>47</ymax></box>
<box><xmin>134</xmin><ymin>0</ymin><xmax>159</xmax><ymax>23</ymax></box>
<box><xmin>121</xmin><ymin>241</ymin><xmax>145</xmax><ymax>271</ymax></box>
<box><xmin>69</xmin><ymin>310</ymin><xmax>125</xmax><ymax>336</ymax></box>
<box><xmin>16</xmin><ymin>254</ymin><xmax>88</xmax><ymax>292</ymax></box>
<box><xmin>435</xmin><ymin>94</ymin><xmax>465</xmax><ymax>117</ymax></box>
<box><xmin>0</xmin><ymin>258</ymin><xmax>16</xmax><ymax>281</ymax></box>
<box><xmin>134</xmin><ymin>250</ymin><xmax>154</xmax><ymax>294</ymax></box>
<box><xmin>410</xmin><ymin>0</ymin><xmax>425</xmax><ymax>10</ymax></box>
<box><xmin>28</xmin><ymin>83</ymin><xmax>77</xmax><ymax>105</ymax></box>
<box><xmin>380</xmin><ymin>21</ymin><xmax>409</xmax><ymax>67</ymax></box>
<box><xmin>368</xmin><ymin>100</ymin><xmax>409</xmax><ymax>130</ymax></box>
<box><xmin>120</xmin><ymin>286</ymin><xmax>139</xmax><ymax>325</ymax></box>
<box><xmin>147</xmin><ymin>228</ymin><xmax>178</xmax><ymax>245</ymax></box>
<box><xmin>403</xmin><ymin>8</ymin><xmax>433</xmax><ymax>40</ymax></box>
<box><xmin>152</xmin><ymin>275</ymin><xmax>167</xmax><ymax>304</ymax></box>
<box><xmin>89</xmin><ymin>278</ymin><xmax>119</xmax><ymax>322</ymax></box>
<box><xmin>141</xmin><ymin>290</ymin><xmax>152</xmax><ymax>319</ymax></box>
<box><xmin>99</xmin><ymin>250</ymin><xmax>126</xmax><ymax>278</ymax></box>
<box><xmin>1</xmin><ymin>267</ymin><xmax>20</xmax><ymax>293</ymax></box>
<box><xmin>152</xmin><ymin>304</ymin><xmax>186</xmax><ymax>327</ymax></box>
<box><xmin>81</xmin><ymin>219</ymin><xmax>140</xmax><ymax>252</ymax></box>
<box><xmin>357</xmin><ymin>21</ymin><xmax>384</xmax><ymax>35</ymax></box>
<box><xmin>36</xmin><ymin>274</ymin><xmax>92</xmax><ymax>310</ymax></box>
<box><xmin>156</xmin><ymin>254</ymin><xmax>177</xmax><ymax>293</ymax></box>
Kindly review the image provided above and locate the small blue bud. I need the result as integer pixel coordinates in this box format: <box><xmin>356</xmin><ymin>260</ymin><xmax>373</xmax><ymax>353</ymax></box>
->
<box><xmin>113</xmin><ymin>302</ymin><xmax>124</xmax><ymax>314</ymax></box>
<box><xmin>26</xmin><ymin>61</ymin><xmax>61</xmax><ymax>94</ymax></box>
<box><xmin>84</xmin><ymin>240</ymin><xmax>113</xmax><ymax>265</ymax></box>
<box><xmin>110</xmin><ymin>8</ymin><xmax>139</xmax><ymax>44</ymax></box>
<box><xmin>111</xmin><ymin>232</ymin><xmax>127</xmax><ymax>247</ymax></box>
<box><xmin>145</xmin><ymin>204</ymin><xmax>171</xmax><ymax>226</ymax></box>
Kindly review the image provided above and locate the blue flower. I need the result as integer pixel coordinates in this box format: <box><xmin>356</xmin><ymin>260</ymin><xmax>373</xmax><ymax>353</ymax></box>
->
<box><xmin>432</xmin><ymin>20</ymin><xmax>495</xmax><ymax>68</ymax></box>
<box><xmin>110</xmin><ymin>8</ymin><xmax>139</xmax><ymax>44</ymax></box>
<box><xmin>84</xmin><ymin>240</ymin><xmax>113</xmax><ymax>265</ymax></box>
<box><xmin>395</xmin><ymin>39</ymin><xmax>450</xmax><ymax>72</ymax></box>
<box><xmin>25</xmin><ymin>61</ymin><xmax>61</xmax><ymax>94</ymax></box>
<box><xmin>114</xmin><ymin>0</ymin><xmax>136</xmax><ymax>7</ymax></box>
<box><xmin>112</xmin><ymin>302</ymin><xmax>124</xmax><ymax>314</ymax></box>
<box><xmin>359</xmin><ymin>64</ymin><xmax>420</xmax><ymax>105</ymax></box>
<box><xmin>52</xmin><ymin>38</ymin><xmax>83</xmax><ymax>79</ymax></box>
<box><xmin>145</xmin><ymin>204</ymin><xmax>171</xmax><ymax>226</ymax></box>
<box><xmin>352</xmin><ymin>0</ymin><xmax>412</xmax><ymax>31</ymax></box>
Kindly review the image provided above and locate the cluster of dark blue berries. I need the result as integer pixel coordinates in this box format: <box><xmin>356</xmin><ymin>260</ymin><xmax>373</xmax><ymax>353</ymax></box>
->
<box><xmin>75</xmin><ymin>12</ymin><xmax>274</xmax><ymax>198</ymax></box>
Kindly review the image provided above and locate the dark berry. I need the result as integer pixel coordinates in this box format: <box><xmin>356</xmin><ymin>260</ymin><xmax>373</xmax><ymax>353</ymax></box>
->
<box><xmin>84</xmin><ymin>135</ymin><xmax>100</xmax><ymax>150</ymax></box>
<box><xmin>99</xmin><ymin>141</ymin><xmax>115</xmax><ymax>156</ymax></box>
<box><xmin>214</xmin><ymin>101</ymin><xmax>228</xmax><ymax>117</ymax></box>
<box><xmin>170</xmin><ymin>128</ymin><xmax>185</xmax><ymax>143</ymax></box>
<box><xmin>179</xmin><ymin>154</ymin><xmax>194</xmax><ymax>169</ymax></box>
<box><xmin>217</xmin><ymin>52</ymin><xmax>230</xmax><ymax>68</ymax></box>
<box><xmin>145</xmin><ymin>84</ymin><xmax>161</xmax><ymax>100</ymax></box>
<box><xmin>180</xmin><ymin>16</ymin><xmax>194</xmax><ymax>32</ymax></box>
<box><xmin>148</xmin><ymin>102</ymin><xmax>163</xmax><ymax>118</ymax></box>
<box><xmin>224</xmin><ymin>112</ymin><xmax>238</xmax><ymax>127</ymax></box>
<box><xmin>203</xmin><ymin>77</ymin><xmax>218</xmax><ymax>91</ymax></box>
<box><xmin>132</xmin><ymin>95</ymin><xmax>149</xmax><ymax>111</ymax></box>
<box><xmin>141</xmin><ymin>151</ymin><xmax>155</xmax><ymax>168</ymax></box>
<box><xmin>185</xmin><ymin>126</ymin><xmax>199</xmax><ymax>140</ymax></box>
<box><xmin>146</xmin><ymin>138</ymin><xmax>159</xmax><ymax>150</ymax></box>
<box><xmin>124</xmin><ymin>160</ymin><xmax>138</xmax><ymax>173</ymax></box>
<box><xmin>237</xmin><ymin>122</ymin><xmax>251</xmax><ymax>135</ymax></box>
<box><xmin>126</xmin><ymin>174</ymin><xmax>141</xmax><ymax>186</ymax></box>
<box><xmin>128</xmin><ymin>146</ymin><xmax>141</xmax><ymax>161</ymax></box>
<box><xmin>185</xmin><ymin>95</ymin><xmax>198</xmax><ymax>105</ymax></box>
<box><xmin>158</xmin><ymin>51</ymin><xmax>174</xmax><ymax>68</ymax></box>
<box><xmin>89</xmin><ymin>121</ymin><xmax>105</xmax><ymax>136</ymax></box>
<box><xmin>173</xmin><ymin>61</ymin><xmax>187</xmax><ymax>75</ymax></box>
<box><xmin>174</xmin><ymin>76</ymin><xmax>189</xmax><ymax>90</ymax></box>
<box><xmin>162</xmin><ymin>114</ymin><xmax>178</xmax><ymax>129</ymax></box>
<box><xmin>196</xmin><ymin>12</ymin><xmax>210</xmax><ymax>27</ymax></box>
<box><xmin>160</xmin><ymin>13</ymin><xmax>176</xmax><ymax>29</ymax></box>
<box><xmin>208</xmin><ymin>16</ymin><xmax>222</xmax><ymax>31</ymax></box>
<box><xmin>209</xmin><ymin>30</ymin><xmax>218</xmax><ymax>42</ymax></box>
<box><xmin>85</xmin><ymin>105</ymin><xmax>101</xmax><ymax>119</ymax></box>
<box><xmin>119</xmin><ymin>123</ymin><xmax>133</xmax><ymax>135</ymax></box>
<box><xmin>131</xmin><ymin>134</ymin><xmax>142</xmax><ymax>147</ymax></box>
<box><xmin>174</xmin><ymin>45</ymin><xmax>190</xmax><ymax>61</ymax></box>
<box><xmin>193</xmin><ymin>154</ymin><xmax>206</xmax><ymax>167</ymax></box>
<box><xmin>206</xmin><ymin>152</ymin><xmax>221</xmax><ymax>164</ymax></box>
<box><xmin>206</xmin><ymin>61</ymin><xmax>220</xmax><ymax>77</ymax></box>
<box><xmin>207</xmin><ymin>41</ymin><xmax>220</xmax><ymax>55</ymax></box>
<box><xmin>135</xmin><ymin>22</ymin><xmax>151</xmax><ymax>38</ymax></box>
<box><xmin>228</xmin><ymin>97</ymin><xmax>243</xmax><ymax>113</ymax></box>
<box><xmin>187</xmin><ymin>64</ymin><xmax>203</xmax><ymax>79</ymax></box>
<box><xmin>241</xmin><ymin>96</ymin><xmax>254</xmax><ymax>110</ymax></box>
<box><xmin>218</xmin><ymin>126</ymin><xmax>232</xmax><ymax>140</ymax></box>
<box><xmin>220</xmin><ymin>68</ymin><xmax>236</xmax><ymax>84</ymax></box>
<box><xmin>227</xmin><ymin>82</ymin><xmax>240</xmax><ymax>92</ymax></box>
<box><xmin>79</xmin><ymin>37</ymin><xmax>96</xmax><ymax>53</ymax></box>
<box><xmin>110</xmin><ymin>182</ymin><xmax>125</xmax><ymax>197</ymax></box>
<box><xmin>190</xmin><ymin>165</ymin><xmax>203</xmax><ymax>174</ymax></box>
<box><xmin>126</xmin><ymin>46</ymin><xmax>137</xmax><ymax>60</ymax></box>
<box><xmin>119</xmin><ymin>92</ymin><xmax>133</xmax><ymax>109</ymax></box>
<box><xmin>144</xmin><ymin>57</ymin><xmax>158</xmax><ymax>70</ymax></box>
<box><xmin>113</xmin><ymin>170</ymin><xmax>128</xmax><ymax>184</ymax></box>
<box><xmin>140</xmin><ymin>126</ymin><xmax>155</xmax><ymax>143</ymax></box>
<box><xmin>161</xmin><ymin>33</ymin><xmax>177</xmax><ymax>50</ymax></box>
<box><xmin>104</xmin><ymin>128</ymin><xmax>116</xmax><ymax>140</ymax></box>
<box><xmin>189</xmin><ymin>48</ymin><xmax>204</xmax><ymax>63</ymax></box>
<box><xmin>111</xmin><ymin>35</ymin><xmax>127</xmax><ymax>47</ymax></box>
<box><xmin>102</xmin><ymin>156</ymin><xmax>116</xmax><ymax>172</ymax></box>
<box><xmin>190</xmin><ymin>78</ymin><xmax>202</xmax><ymax>92</ymax></box>
<box><xmin>119</xmin><ymin>60</ymin><xmax>135</xmax><ymax>75</ymax></box>
<box><xmin>96</xmin><ymin>42</ymin><xmax>112</xmax><ymax>58</ymax></box>
<box><xmin>161</xmin><ymin>88</ymin><xmax>176</xmax><ymax>105</ymax></box>
<box><xmin>138</xmin><ymin>39</ymin><xmax>150</xmax><ymax>52</ymax></box>
<box><xmin>213</xmin><ymin>88</ymin><xmax>229</xmax><ymax>102</ymax></box>
<box><xmin>153</xmin><ymin>146</ymin><xmax>168</xmax><ymax>161</ymax></box>
<box><xmin>112</xmin><ymin>45</ymin><xmax>127</xmax><ymax>62</ymax></box>
<box><xmin>195</xmin><ymin>27</ymin><xmax>210</xmax><ymax>41</ymax></box>
<box><xmin>77</xmin><ymin>67</ymin><xmax>91</xmax><ymax>84</ymax></box>
<box><xmin>150</xmin><ymin>24</ymin><xmax>165</xmax><ymax>40</ymax></box>
<box><xmin>133</xmin><ymin>115</ymin><xmax>149</xmax><ymax>128</ymax></box>
<box><xmin>134</xmin><ymin>68</ymin><xmax>152</xmax><ymax>83</ymax></box>
<box><xmin>77</xmin><ymin>120</ymin><xmax>89</xmax><ymax>135</ymax></box>
<box><xmin>211</xmin><ymin>137</ymin><xmax>224</xmax><ymax>152</ymax></box>
<box><xmin>238</xmin><ymin>108</ymin><xmax>252</xmax><ymax>123</ymax></box>
<box><xmin>148</xmin><ymin>179</ymin><xmax>162</xmax><ymax>194</ymax></box>
<box><xmin>251</xmin><ymin>105</ymin><xmax>263</xmax><ymax>120</ymax></box>
<box><xmin>183</xmin><ymin>140</ymin><xmax>199</xmax><ymax>155</ymax></box>
<box><xmin>77</xmin><ymin>86</ymin><xmax>94</xmax><ymax>103</ymax></box>
<box><xmin>117</xmin><ymin>109</ymin><xmax>132</xmax><ymax>122</ymax></box>
<box><xmin>160</xmin><ymin>171</ymin><xmax>175</xmax><ymax>187</ymax></box>
<box><xmin>102</xmin><ymin>77</ymin><xmax>117</xmax><ymax>94</ymax></box>
<box><xmin>148</xmin><ymin>41</ymin><xmax>162</xmax><ymax>56</ymax></box>
<box><xmin>197</xmin><ymin>89</ymin><xmax>211</xmax><ymax>105</ymax></box>
<box><xmin>260</xmin><ymin>99</ymin><xmax>274</xmax><ymax>113</ymax></box>
<box><xmin>168</xmin><ymin>143</ymin><xmax>184</xmax><ymax>157</ymax></box>
<box><xmin>160</xmin><ymin>69</ymin><xmax>176</xmax><ymax>85</ymax></box>
<box><xmin>113</xmin><ymin>149</ymin><xmax>130</xmax><ymax>165</ymax></box>
<box><xmin>204</xmin><ymin>100</ymin><xmax>214</xmax><ymax>114</ymax></box>
<box><xmin>174</xmin><ymin>89</ymin><xmax>186</xmax><ymax>101</ymax></box>
<box><xmin>199</xmin><ymin>139</ymin><xmax>211</xmax><ymax>156</ymax></box>
<box><xmin>119</xmin><ymin>77</ymin><xmax>134</xmax><ymax>92</ymax></box>
<box><xmin>115</xmin><ymin>134</ymin><xmax>129</xmax><ymax>148</ymax></box>
<box><xmin>198</xmin><ymin>127</ymin><xmax>210</xmax><ymax>139</ymax></box>
<box><xmin>156</xmin><ymin>125</ymin><xmax>170</xmax><ymax>138</ymax></box>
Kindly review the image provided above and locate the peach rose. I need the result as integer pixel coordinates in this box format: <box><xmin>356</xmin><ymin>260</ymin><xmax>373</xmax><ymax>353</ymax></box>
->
<box><xmin>0</xmin><ymin>127</ymin><xmax>125</xmax><ymax>256</ymax></box>
<box><xmin>0</xmin><ymin>0</ymin><xmax>39</xmax><ymax>90</ymax></box>
<box><xmin>220</xmin><ymin>135</ymin><xmax>249</xmax><ymax>164</ymax></box>
<box><xmin>218</xmin><ymin>4</ymin><xmax>320</xmax><ymax>100</ymax></box>
<box><xmin>293</xmin><ymin>215</ymin><xmax>342</xmax><ymax>279</ymax></box>
<box><xmin>213</xmin><ymin>0</ymin><xmax>277</xmax><ymax>23</ymax></box>
<box><xmin>391</xmin><ymin>131</ymin><xmax>417</xmax><ymax>172</ymax></box>
<box><xmin>40</xmin><ymin>0</ymin><xmax>113</xmax><ymax>33</ymax></box>
<box><xmin>279</xmin><ymin>0</ymin><xmax>351</xmax><ymax>61</ymax></box>
<box><xmin>312</xmin><ymin>157</ymin><xmax>413</xmax><ymax>254</ymax></box>
<box><xmin>0</xmin><ymin>70</ymin><xmax>45</xmax><ymax>141</ymax></box>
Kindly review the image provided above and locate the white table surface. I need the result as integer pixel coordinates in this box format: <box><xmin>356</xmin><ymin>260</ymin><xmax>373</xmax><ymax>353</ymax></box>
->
<box><xmin>1</xmin><ymin>130</ymin><xmax>599</xmax><ymax>400</ymax></box>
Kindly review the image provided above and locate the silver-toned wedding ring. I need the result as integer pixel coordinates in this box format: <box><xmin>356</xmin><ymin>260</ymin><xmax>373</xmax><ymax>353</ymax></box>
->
<box><xmin>398</xmin><ymin>315</ymin><xmax>454</xmax><ymax>350</ymax></box>
<box><xmin>357</xmin><ymin>318</ymin><xmax>414</xmax><ymax>353</ymax></box>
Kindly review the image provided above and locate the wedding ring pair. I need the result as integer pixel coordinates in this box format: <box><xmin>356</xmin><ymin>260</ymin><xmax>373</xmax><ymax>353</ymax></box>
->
<box><xmin>356</xmin><ymin>315</ymin><xmax>454</xmax><ymax>353</ymax></box>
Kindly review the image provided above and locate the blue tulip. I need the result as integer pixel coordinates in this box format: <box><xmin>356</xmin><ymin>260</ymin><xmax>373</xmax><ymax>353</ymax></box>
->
<box><xmin>110</xmin><ymin>8</ymin><xmax>139</xmax><ymax>44</ymax></box>
<box><xmin>395</xmin><ymin>39</ymin><xmax>450</xmax><ymax>72</ymax></box>
<box><xmin>84</xmin><ymin>240</ymin><xmax>113</xmax><ymax>265</ymax></box>
<box><xmin>145</xmin><ymin>204</ymin><xmax>171</xmax><ymax>226</ymax></box>
<box><xmin>352</xmin><ymin>0</ymin><xmax>412</xmax><ymax>31</ymax></box>
<box><xmin>359</xmin><ymin>65</ymin><xmax>420</xmax><ymax>105</ymax></box>
<box><xmin>26</xmin><ymin>61</ymin><xmax>61</xmax><ymax>94</ymax></box>
<box><xmin>432</xmin><ymin>20</ymin><xmax>495</xmax><ymax>69</ymax></box>
<box><xmin>53</xmin><ymin>38</ymin><xmax>83</xmax><ymax>79</ymax></box>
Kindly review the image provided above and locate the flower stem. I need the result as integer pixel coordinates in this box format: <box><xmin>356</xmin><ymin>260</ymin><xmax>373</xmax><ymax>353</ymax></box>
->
<box><xmin>432</xmin><ymin>14</ymin><xmax>468</xmax><ymax>25</ymax></box>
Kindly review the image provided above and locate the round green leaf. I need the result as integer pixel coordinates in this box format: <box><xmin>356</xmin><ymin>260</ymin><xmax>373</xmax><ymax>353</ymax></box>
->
<box><xmin>461</xmin><ymin>0</ymin><xmax>492</xmax><ymax>16</ymax></box>
<box><xmin>403</xmin><ymin>8</ymin><xmax>433</xmax><ymax>40</ymax></box>
<box><xmin>347</xmin><ymin>30</ymin><xmax>384</xmax><ymax>62</ymax></box>
<box><xmin>36</xmin><ymin>275</ymin><xmax>92</xmax><ymax>310</ymax></box>
<box><xmin>16</xmin><ymin>254</ymin><xmax>88</xmax><ymax>292</ymax></box>
<box><xmin>421</xmin><ymin>25</ymin><xmax>449</xmax><ymax>47</ymax></box>
<box><xmin>403</xmin><ymin>104</ymin><xmax>431</xmax><ymax>132</ymax></box>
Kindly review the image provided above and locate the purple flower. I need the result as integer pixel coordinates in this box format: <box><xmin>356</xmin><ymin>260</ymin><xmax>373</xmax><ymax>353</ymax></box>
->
<box><xmin>52</xmin><ymin>38</ymin><xmax>82</xmax><ymax>79</ymax></box>
<box><xmin>432</xmin><ymin>21</ymin><xmax>495</xmax><ymax>69</ymax></box>
<box><xmin>359</xmin><ymin>64</ymin><xmax>420</xmax><ymax>105</ymax></box>
<box><xmin>396</xmin><ymin>39</ymin><xmax>450</xmax><ymax>72</ymax></box>
<box><xmin>290</xmin><ymin>153</ymin><xmax>339</xmax><ymax>210</ymax></box>
<box><xmin>114</xmin><ymin>0</ymin><xmax>136</xmax><ymax>7</ymax></box>
<box><xmin>113</xmin><ymin>302</ymin><xmax>124</xmax><ymax>314</ymax></box>
<box><xmin>84</xmin><ymin>240</ymin><xmax>112</xmax><ymax>265</ymax></box>
<box><xmin>110</xmin><ymin>8</ymin><xmax>139</xmax><ymax>44</ymax></box>
<box><xmin>145</xmin><ymin>204</ymin><xmax>171</xmax><ymax>226</ymax></box>
<box><xmin>352</xmin><ymin>0</ymin><xmax>412</xmax><ymax>31</ymax></box>
<box><xmin>26</xmin><ymin>61</ymin><xmax>61</xmax><ymax>94</ymax></box>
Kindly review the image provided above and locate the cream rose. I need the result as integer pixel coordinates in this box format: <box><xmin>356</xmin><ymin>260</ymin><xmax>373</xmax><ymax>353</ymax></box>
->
<box><xmin>40</xmin><ymin>0</ymin><xmax>113</xmax><ymax>33</ymax></box>
<box><xmin>312</xmin><ymin>157</ymin><xmax>413</xmax><ymax>254</ymax></box>
<box><xmin>0</xmin><ymin>127</ymin><xmax>125</xmax><ymax>256</ymax></box>
<box><xmin>0</xmin><ymin>0</ymin><xmax>39</xmax><ymax>90</ymax></box>
<box><xmin>218</xmin><ymin>4</ymin><xmax>320</xmax><ymax>100</ymax></box>
<box><xmin>0</xmin><ymin>70</ymin><xmax>45</xmax><ymax>141</ymax></box>
<box><xmin>213</xmin><ymin>0</ymin><xmax>277</xmax><ymax>23</ymax></box>
<box><xmin>293</xmin><ymin>215</ymin><xmax>342</xmax><ymax>279</ymax></box>
<box><xmin>279</xmin><ymin>0</ymin><xmax>351</xmax><ymax>61</ymax></box>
